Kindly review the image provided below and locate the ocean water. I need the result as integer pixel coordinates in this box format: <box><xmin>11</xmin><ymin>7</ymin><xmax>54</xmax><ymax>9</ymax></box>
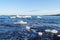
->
<box><xmin>0</xmin><ymin>15</ymin><xmax>60</xmax><ymax>40</ymax></box>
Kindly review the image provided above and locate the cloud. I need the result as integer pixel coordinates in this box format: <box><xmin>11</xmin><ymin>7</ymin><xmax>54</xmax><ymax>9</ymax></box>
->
<box><xmin>18</xmin><ymin>9</ymin><xmax>60</xmax><ymax>15</ymax></box>
<box><xmin>0</xmin><ymin>9</ymin><xmax>60</xmax><ymax>15</ymax></box>
<box><xmin>31</xmin><ymin>9</ymin><xmax>60</xmax><ymax>15</ymax></box>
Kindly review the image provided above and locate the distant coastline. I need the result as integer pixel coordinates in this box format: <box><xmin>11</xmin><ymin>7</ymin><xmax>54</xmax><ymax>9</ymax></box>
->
<box><xmin>45</xmin><ymin>14</ymin><xmax>60</xmax><ymax>16</ymax></box>
<box><xmin>0</xmin><ymin>14</ymin><xmax>60</xmax><ymax>16</ymax></box>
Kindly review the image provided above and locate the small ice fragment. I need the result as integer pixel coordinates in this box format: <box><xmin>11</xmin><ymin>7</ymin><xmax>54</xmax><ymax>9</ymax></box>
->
<box><xmin>23</xmin><ymin>16</ymin><xmax>31</xmax><ymax>18</ymax></box>
<box><xmin>37</xmin><ymin>16</ymin><xmax>42</xmax><ymax>18</ymax></box>
<box><xmin>45</xmin><ymin>29</ymin><xmax>51</xmax><ymax>32</ymax></box>
<box><xmin>16</xmin><ymin>15</ymin><xmax>22</xmax><ymax>18</ymax></box>
<box><xmin>10</xmin><ymin>16</ymin><xmax>16</xmax><ymax>18</ymax></box>
<box><xmin>15</xmin><ymin>20</ymin><xmax>27</xmax><ymax>25</ymax></box>
<box><xmin>38</xmin><ymin>32</ymin><xmax>43</xmax><ymax>36</ymax></box>
<box><xmin>57</xmin><ymin>35</ymin><xmax>60</xmax><ymax>37</ymax></box>
<box><xmin>51</xmin><ymin>29</ymin><xmax>58</xmax><ymax>34</ymax></box>
<box><xmin>26</xmin><ymin>26</ymin><xmax>31</xmax><ymax>31</ymax></box>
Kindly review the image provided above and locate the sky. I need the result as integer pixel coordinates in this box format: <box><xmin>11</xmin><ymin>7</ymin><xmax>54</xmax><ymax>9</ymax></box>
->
<box><xmin>0</xmin><ymin>0</ymin><xmax>60</xmax><ymax>15</ymax></box>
